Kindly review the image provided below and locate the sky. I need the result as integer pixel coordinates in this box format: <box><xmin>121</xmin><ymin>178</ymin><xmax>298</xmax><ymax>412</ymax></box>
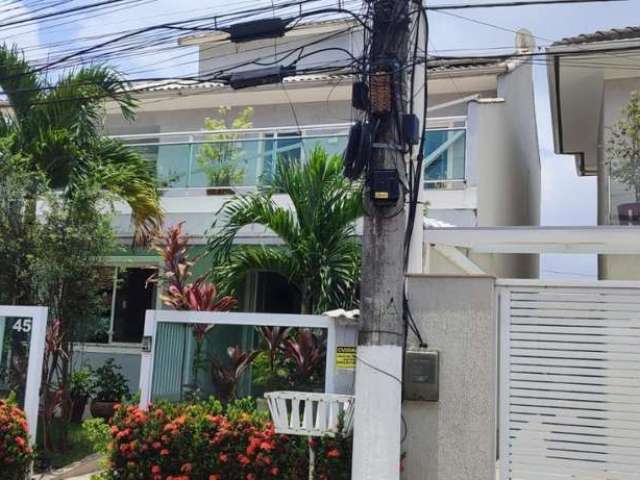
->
<box><xmin>6</xmin><ymin>0</ymin><xmax>640</xmax><ymax>279</ymax></box>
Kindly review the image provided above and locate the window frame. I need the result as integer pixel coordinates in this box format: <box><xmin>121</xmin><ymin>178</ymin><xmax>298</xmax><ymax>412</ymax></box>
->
<box><xmin>78</xmin><ymin>256</ymin><xmax>162</xmax><ymax>349</ymax></box>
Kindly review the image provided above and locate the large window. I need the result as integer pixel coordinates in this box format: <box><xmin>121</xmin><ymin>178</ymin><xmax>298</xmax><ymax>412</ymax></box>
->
<box><xmin>89</xmin><ymin>266</ymin><xmax>157</xmax><ymax>344</ymax></box>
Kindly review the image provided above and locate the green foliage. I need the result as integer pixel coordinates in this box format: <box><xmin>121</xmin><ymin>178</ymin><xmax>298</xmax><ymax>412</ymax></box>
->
<box><xmin>0</xmin><ymin>140</ymin><xmax>47</xmax><ymax>305</ymax></box>
<box><xmin>608</xmin><ymin>90</ymin><xmax>640</xmax><ymax>201</ymax></box>
<box><xmin>70</xmin><ymin>367</ymin><xmax>95</xmax><ymax>398</ymax></box>
<box><xmin>0</xmin><ymin>44</ymin><xmax>161</xmax><ymax>240</ymax></box>
<box><xmin>102</xmin><ymin>398</ymin><xmax>351</xmax><ymax>479</ymax></box>
<box><xmin>196</xmin><ymin>106</ymin><xmax>254</xmax><ymax>187</ymax></box>
<box><xmin>208</xmin><ymin>146</ymin><xmax>362</xmax><ymax>313</ymax></box>
<box><xmin>92</xmin><ymin>359</ymin><xmax>130</xmax><ymax>403</ymax></box>
<box><xmin>82</xmin><ymin>418</ymin><xmax>111</xmax><ymax>456</ymax></box>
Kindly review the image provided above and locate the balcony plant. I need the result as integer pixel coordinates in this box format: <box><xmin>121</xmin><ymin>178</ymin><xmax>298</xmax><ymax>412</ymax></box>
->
<box><xmin>608</xmin><ymin>91</ymin><xmax>640</xmax><ymax>224</ymax></box>
<box><xmin>197</xmin><ymin>106</ymin><xmax>254</xmax><ymax>187</ymax></box>
<box><xmin>90</xmin><ymin>359</ymin><xmax>130</xmax><ymax>420</ymax></box>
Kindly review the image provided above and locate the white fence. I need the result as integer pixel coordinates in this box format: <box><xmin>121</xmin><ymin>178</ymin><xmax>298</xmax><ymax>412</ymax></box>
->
<box><xmin>498</xmin><ymin>280</ymin><xmax>640</xmax><ymax>480</ymax></box>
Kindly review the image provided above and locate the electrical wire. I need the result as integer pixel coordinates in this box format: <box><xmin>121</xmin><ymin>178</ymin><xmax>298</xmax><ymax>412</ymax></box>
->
<box><xmin>427</xmin><ymin>0</ymin><xmax>627</xmax><ymax>9</ymax></box>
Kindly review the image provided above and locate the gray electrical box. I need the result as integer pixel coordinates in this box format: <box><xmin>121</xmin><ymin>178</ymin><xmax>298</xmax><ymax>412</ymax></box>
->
<box><xmin>404</xmin><ymin>350</ymin><xmax>439</xmax><ymax>402</ymax></box>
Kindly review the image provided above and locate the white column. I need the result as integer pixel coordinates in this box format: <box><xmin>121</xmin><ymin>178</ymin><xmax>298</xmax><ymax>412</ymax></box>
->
<box><xmin>351</xmin><ymin>345</ymin><xmax>403</xmax><ymax>480</ymax></box>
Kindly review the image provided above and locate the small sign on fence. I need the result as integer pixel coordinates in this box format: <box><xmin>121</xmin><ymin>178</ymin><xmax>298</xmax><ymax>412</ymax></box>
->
<box><xmin>335</xmin><ymin>346</ymin><xmax>356</xmax><ymax>370</ymax></box>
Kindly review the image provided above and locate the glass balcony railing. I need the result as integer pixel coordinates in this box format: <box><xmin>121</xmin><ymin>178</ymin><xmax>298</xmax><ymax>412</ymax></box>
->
<box><xmin>424</xmin><ymin>128</ymin><xmax>466</xmax><ymax>189</ymax></box>
<box><xmin>128</xmin><ymin>134</ymin><xmax>348</xmax><ymax>189</ymax></box>
<box><xmin>609</xmin><ymin>161</ymin><xmax>640</xmax><ymax>225</ymax></box>
<box><xmin>117</xmin><ymin>126</ymin><xmax>467</xmax><ymax>190</ymax></box>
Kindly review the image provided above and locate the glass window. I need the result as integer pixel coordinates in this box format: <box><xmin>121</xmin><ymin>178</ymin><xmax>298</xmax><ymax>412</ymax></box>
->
<box><xmin>112</xmin><ymin>267</ymin><xmax>156</xmax><ymax>343</ymax></box>
<box><xmin>84</xmin><ymin>266</ymin><xmax>157</xmax><ymax>344</ymax></box>
<box><xmin>255</xmin><ymin>272</ymin><xmax>301</xmax><ymax>314</ymax></box>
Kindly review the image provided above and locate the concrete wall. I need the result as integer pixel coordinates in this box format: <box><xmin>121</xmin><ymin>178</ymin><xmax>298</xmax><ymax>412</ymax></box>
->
<box><xmin>403</xmin><ymin>275</ymin><xmax>497</xmax><ymax>480</ymax></box>
<box><xmin>456</xmin><ymin>61</ymin><xmax>540</xmax><ymax>278</ymax></box>
<box><xmin>598</xmin><ymin>77</ymin><xmax>640</xmax><ymax>280</ymax></box>
<box><xmin>73</xmin><ymin>348</ymin><xmax>142</xmax><ymax>393</ymax></box>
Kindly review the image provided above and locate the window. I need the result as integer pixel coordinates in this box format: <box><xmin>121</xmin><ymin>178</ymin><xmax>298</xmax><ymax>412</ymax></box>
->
<box><xmin>254</xmin><ymin>272</ymin><xmax>301</xmax><ymax>314</ymax></box>
<box><xmin>88</xmin><ymin>266</ymin><xmax>157</xmax><ymax>344</ymax></box>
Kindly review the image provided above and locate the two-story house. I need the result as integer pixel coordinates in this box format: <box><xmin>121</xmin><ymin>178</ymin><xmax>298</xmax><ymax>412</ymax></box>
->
<box><xmin>75</xmin><ymin>19</ymin><xmax>541</xmax><ymax>388</ymax></box>
<box><xmin>547</xmin><ymin>26</ymin><xmax>640</xmax><ymax>280</ymax></box>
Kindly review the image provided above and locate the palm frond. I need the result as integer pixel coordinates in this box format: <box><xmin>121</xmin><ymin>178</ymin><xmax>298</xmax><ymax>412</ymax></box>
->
<box><xmin>0</xmin><ymin>44</ymin><xmax>43</xmax><ymax>124</ymax></box>
<box><xmin>40</xmin><ymin>65</ymin><xmax>136</xmax><ymax>144</ymax></box>
<box><xmin>79</xmin><ymin>138</ymin><xmax>162</xmax><ymax>244</ymax></box>
<box><xmin>208</xmin><ymin>146</ymin><xmax>363</xmax><ymax>313</ymax></box>
<box><xmin>208</xmin><ymin>192</ymin><xmax>299</xmax><ymax>263</ymax></box>
<box><xmin>214</xmin><ymin>246</ymin><xmax>300</xmax><ymax>296</ymax></box>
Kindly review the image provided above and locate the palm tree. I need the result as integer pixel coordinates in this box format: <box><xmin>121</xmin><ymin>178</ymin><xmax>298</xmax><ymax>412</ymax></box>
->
<box><xmin>0</xmin><ymin>45</ymin><xmax>161</xmax><ymax>241</ymax></box>
<box><xmin>207</xmin><ymin>146</ymin><xmax>362</xmax><ymax>314</ymax></box>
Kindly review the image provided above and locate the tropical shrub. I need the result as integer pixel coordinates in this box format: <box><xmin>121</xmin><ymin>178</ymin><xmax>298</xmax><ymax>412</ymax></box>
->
<box><xmin>102</xmin><ymin>399</ymin><xmax>351</xmax><ymax>479</ymax></box>
<box><xmin>92</xmin><ymin>359</ymin><xmax>130</xmax><ymax>403</ymax></box>
<box><xmin>0</xmin><ymin>398</ymin><xmax>34</xmax><ymax>480</ymax></box>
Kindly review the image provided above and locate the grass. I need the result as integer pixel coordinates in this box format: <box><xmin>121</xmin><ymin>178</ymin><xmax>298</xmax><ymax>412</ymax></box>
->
<box><xmin>35</xmin><ymin>418</ymin><xmax>95</xmax><ymax>472</ymax></box>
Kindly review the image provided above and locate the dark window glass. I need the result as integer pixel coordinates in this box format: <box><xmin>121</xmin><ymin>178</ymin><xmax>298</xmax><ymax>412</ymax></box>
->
<box><xmin>112</xmin><ymin>268</ymin><xmax>156</xmax><ymax>343</ymax></box>
<box><xmin>255</xmin><ymin>272</ymin><xmax>301</xmax><ymax>314</ymax></box>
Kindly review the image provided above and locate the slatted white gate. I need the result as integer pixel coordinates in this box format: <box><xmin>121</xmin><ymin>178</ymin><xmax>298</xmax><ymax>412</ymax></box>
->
<box><xmin>498</xmin><ymin>280</ymin><xmax>640</xmax><ymax>480</ymax></box>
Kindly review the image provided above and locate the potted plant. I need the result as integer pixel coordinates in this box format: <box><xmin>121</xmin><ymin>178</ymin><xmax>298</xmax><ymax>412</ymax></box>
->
<box><xmin>90</xmin><ymin>359</ymin><xmax>130</xmax><ymax>420</ymax></box>
<box><xmin>608</xmin><ymin>91</ymin><xmax>640</xmax><ymax>225</ymax></box>
<box><xmin>70</xmin><ymin>366</ymin><xmax>94</xmax><ymax>423</ymax></box>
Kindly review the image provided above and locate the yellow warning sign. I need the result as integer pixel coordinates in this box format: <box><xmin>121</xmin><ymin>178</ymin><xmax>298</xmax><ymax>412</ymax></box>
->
<box><xmin>336</xmin><ymin>346</ymin><xmax>357</xmax><ymax>369</ymax></box>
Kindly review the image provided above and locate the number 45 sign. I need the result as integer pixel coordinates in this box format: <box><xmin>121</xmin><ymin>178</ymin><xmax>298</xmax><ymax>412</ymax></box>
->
<box><xmin>11</xmin><ymin>318</ymin><xmax>33</xmax><ymax>334</ymax></box>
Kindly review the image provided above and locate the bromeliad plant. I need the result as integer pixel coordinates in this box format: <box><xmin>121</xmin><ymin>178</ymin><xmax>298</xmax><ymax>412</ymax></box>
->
<box><xmin>149</xmin><ymin>223</ymin><xmax>237</xmax><ymax>393</ymax></box>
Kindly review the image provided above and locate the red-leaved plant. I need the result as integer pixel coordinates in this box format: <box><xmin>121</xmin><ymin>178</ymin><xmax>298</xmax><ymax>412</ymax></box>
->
<box><xmin>211</xmin><ymin>346</ymin><xmax>259</xmax><ymax>403</ymax></box>
<box><xmin>149</xmin><ymin>222</ymin><xmax>237</xmax><ymax>312</ymax></box>
<box><xmin>149</xmin><ymin>223</ymin><xmax>238</xmax><ymax>393</ymax></box>
<box><xmin>284</xmin><ymin>330</ymin><xmax>325</xmax><ymax>387</ymax></box>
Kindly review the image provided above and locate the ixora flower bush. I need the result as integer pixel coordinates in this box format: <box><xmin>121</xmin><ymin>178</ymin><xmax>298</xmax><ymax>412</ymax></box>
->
<box><xmin>0</xmin><ymin>397</ymin><xmax>35</xmax><ymax>480</ymax></box>
<box><xmin>101</xmin><ymin>398</ymin><xmax>351</xmax><ymax>480</ymax></box>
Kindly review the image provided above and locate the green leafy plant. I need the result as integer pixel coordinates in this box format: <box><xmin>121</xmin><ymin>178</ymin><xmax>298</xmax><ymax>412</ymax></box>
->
<box><xmin>92</xmin><ymin>359</ymin><xmax>130</xmax><ymax>403</ymax></box>
<box><xmin>196</xmin><ymin>106</ymin><xmax>254</xmax><ymax>186</ymax></box>
<box><xmin>82</xmin><ymin>418</ymin><xmax>111</xmax><ymax>456</ymax></box>
<box><xmin>102</xmin><ymin>398</ymin><xmax>350</xmax><ymax>480</ymax></box>
<box><xmin>608</xmin><ymin>90</ymin><xmax>640</xmax><ymax>202</ymax></box>
<box><xmin>208</xmin><ymin>146</ymin><xmax>362</xmax><ymax>314</ymax></box>
<box><xmin>71</xmin><ymin>367</ymin><xmax>95</xmax><ymax>399</ymax></box>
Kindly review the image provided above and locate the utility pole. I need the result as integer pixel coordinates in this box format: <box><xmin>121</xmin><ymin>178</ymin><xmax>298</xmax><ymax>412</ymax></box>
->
<box><xmin>352</xmin><ymin>0</ymin><xmax>414</xmax><ymax>478</ymax></box>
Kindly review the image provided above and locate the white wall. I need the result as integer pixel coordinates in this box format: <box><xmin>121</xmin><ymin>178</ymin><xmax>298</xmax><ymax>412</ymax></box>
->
<box><xmin>403</xmin><ymin>275</ymin><xmax>497</xmax><ymax>480</ymax></box>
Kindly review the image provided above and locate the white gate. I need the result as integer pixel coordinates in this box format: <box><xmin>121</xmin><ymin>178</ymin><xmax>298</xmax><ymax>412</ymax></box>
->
<box><xmin>498</xmin><ymin>280</ymin><xmax>640</xmax><ymax>480</ymax></box>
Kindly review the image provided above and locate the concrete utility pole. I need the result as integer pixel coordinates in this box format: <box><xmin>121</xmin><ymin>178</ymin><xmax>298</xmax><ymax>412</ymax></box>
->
<box><xmin>352</xmin><ymin>0</ymin><xmax>414</xmax><ymax>478</ymax></box>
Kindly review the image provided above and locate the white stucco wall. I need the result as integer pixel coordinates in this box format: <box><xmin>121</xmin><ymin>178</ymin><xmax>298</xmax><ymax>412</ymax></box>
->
<box><xmin>403</xmin><ymin>275</ymin><xmax>497</xmax><ymax>480</ymax></box>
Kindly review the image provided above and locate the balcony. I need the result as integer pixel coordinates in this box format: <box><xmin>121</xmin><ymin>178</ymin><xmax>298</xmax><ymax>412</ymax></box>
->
<box><xmin>113</xmin><ymin>124</ymin><xmax>467</xmax><ymax>191</ymax></box>
<box><xmin>609</xmin><ymin>159</ymin><xmax>640</xmax><ymax>225</ymax></box>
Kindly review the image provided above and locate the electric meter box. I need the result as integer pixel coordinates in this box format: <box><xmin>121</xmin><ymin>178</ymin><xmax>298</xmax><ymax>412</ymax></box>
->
<box><xmin>404</xmin><ymin>350</ymin><xmax>439</xmax><ymax>402</ymax></box>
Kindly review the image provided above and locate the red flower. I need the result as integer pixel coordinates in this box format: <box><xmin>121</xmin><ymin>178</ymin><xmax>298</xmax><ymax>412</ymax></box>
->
<box><xmin>327</xmin><ymin>448</ymin><xmax>341</xmax><ymax>459</ymax></box>
<box><xmin>15</xmin><ymin>437</ymin><xmax>25</xmax><ymax>448</ymax></box>
<box><xmin>160</xmin><ymin>449</ymin><xmax>170</xmax><ymax>456</ymax></box>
